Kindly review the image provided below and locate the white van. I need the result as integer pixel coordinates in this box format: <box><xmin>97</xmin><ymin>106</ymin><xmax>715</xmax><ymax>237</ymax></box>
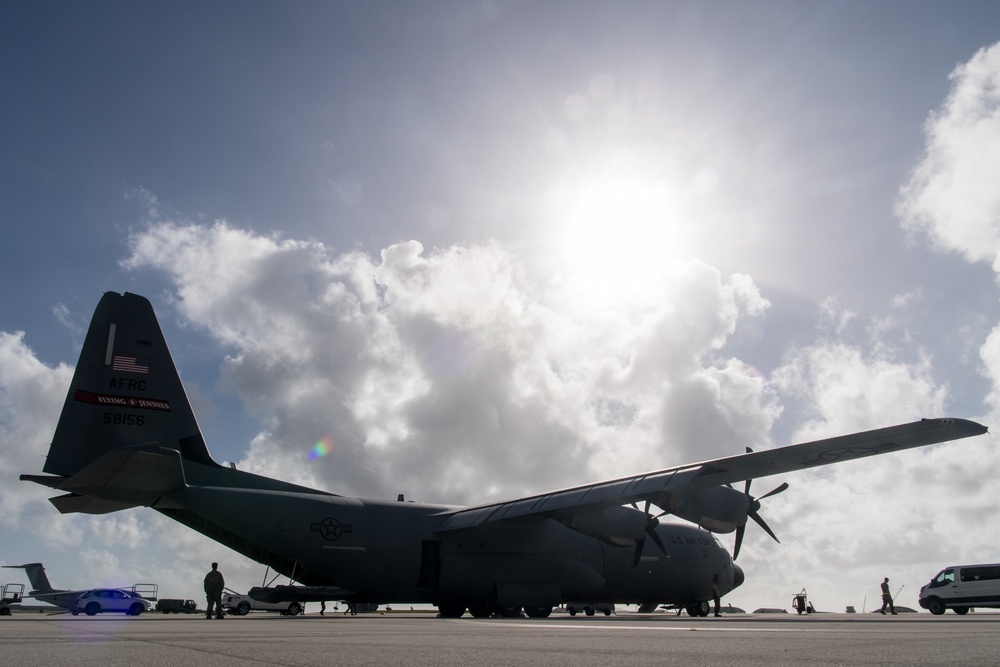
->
<box><xmin>918</xmin><ymin>564</ymin><xmax>1000</xmax><ymax>615</ymax></box>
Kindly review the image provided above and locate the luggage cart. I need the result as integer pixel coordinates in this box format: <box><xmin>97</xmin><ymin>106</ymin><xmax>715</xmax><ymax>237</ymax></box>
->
<box><xmin>1</xmin><ymin>583</ymin><xmax>25</xmax><ymax>616</ymax></box>
<box><xmin>792</xmin><ymin>588</ymin><xmax>814</xmax><ymax>614</ymax></box>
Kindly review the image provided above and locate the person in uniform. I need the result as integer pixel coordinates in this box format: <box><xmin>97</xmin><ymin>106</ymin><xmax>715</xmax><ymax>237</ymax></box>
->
<box><xmin>204</xmin><ymin>562</ymin><xmax>225</xmax><ymax>619</ymax></box>
<box><xmin>880</xmin><ymin>577</ymin><xmax>897</xmax><ymax>615</ymax></box>
<box><xmin>712</xmin><ymin>575</ymin><xmax>722</xmax><ymax>617</ymax></box>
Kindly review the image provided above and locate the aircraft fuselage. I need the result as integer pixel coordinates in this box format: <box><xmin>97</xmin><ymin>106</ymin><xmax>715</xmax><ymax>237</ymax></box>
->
<box><xmin>156</xmin><ymin>464</ymin><xmax>738</xmax><ymax>611</ymax></box>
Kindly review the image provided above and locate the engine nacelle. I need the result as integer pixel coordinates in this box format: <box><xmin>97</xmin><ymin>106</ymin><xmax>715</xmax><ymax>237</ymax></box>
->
<box><xmin>668</xmin><ymin>486</ymin><xmax>749</xmax><ymax>534</ymax></box>
<box><xmin>555</xmin><ymin>505</ymin><xmax>651</xmax><ymax>546</ymax></box>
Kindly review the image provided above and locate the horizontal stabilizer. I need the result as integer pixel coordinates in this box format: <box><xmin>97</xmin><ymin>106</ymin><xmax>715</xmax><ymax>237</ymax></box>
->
<box><xmin>22</xmin><ymin>444</ymin><xmax>185</xmax><ymax>514</ymax></box>
<box><xmin>19</xmin><ymin>475</ymin><xmax>65</xmax><ymax>490</ymax></box>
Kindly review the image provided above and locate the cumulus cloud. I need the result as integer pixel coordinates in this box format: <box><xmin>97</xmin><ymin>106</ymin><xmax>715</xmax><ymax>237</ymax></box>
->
<box><xmin>897</xmin><ymin>41</ymin><xmax>1000</xmax><ymax>424</ymax></box>
<box><xmin>897</xmin><ymin>42</ymin><xmax>1000</xmax><ymax>269</ymax></box>
<box><xmin>122</xmin><ymin>220</ymin><xmax>780</xmax><ymax>504</ymax></box>
<box><xmin>724</xmin><ymin>289</ymin><xmax>994</xmax><ymax>611</ymax></box>
<box><xmin>774</xmin><ymin>343</ymin><xmax>947</xmax><ymax>440</ymax></box>
<box><xmin>0</xmin><ymin>332</ymin><xmax>74</xmax><ymax>521</ymax></box>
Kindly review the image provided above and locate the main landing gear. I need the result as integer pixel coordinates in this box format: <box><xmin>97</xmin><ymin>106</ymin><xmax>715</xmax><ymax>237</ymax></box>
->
<box><xmin>685</xmin><ymin>601</ymin><xmax>711</xmax><ymax>617</ymax></box>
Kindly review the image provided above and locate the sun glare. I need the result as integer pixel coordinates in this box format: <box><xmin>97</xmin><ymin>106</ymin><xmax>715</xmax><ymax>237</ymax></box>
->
<box><xmin>545</xmin><ymin>169</ymin><xmax>696</xmax><ymax>306</ymax></box>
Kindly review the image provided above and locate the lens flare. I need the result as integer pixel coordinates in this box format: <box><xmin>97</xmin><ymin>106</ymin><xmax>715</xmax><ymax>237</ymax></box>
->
<box><xmin>308</xmin><ymin>437</ymin><xmax>334</xmax><ymax>460</ymax></box>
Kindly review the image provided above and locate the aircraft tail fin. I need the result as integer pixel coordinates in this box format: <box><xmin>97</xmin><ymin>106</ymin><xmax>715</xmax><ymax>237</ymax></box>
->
<box><xmin>2</xmin><ymin>563</ymin><xmax>55</xmax><ymax>593</ymax></box>
<box><xmin>43</xmin><ymin>292</ymin><xmax>216</xmax><ymax>477</ymax></box>
<box><xmin>24</xmin><ymin>292</ymin><xmax>220</xmax><ymax>513</ymax></box>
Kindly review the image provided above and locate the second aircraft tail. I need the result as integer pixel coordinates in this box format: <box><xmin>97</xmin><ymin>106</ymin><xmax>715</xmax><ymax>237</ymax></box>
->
<box><xmin>2</xmin><ymin>563</ymin><xmax>56</xmax><ymax>593</ymax></box>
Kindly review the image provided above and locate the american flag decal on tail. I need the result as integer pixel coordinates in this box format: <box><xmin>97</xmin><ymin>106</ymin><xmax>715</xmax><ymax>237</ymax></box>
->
<box><xmin>112</xmin><ymin>355</ymin><xmax>149</xmax><ymax>374</ymax></box>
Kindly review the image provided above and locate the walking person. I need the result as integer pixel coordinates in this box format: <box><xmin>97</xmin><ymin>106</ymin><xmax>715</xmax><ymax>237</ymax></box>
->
<box><xmin>712</xmin><ymin>575</ymin><xmax>721</xmax><ymax>617</ymax></box>
<box><xmin>204</xmin><ymin>562</ymin><xmax>226</xmax><ymax>619</ymax></box>
<box><xmin>880</xmin><ymin>577</ymin><xmax>897</xmax><ymax>615</ymax></box>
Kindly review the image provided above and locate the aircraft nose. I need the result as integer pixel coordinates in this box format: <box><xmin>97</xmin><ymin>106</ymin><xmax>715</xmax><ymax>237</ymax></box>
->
<box><xmin>732</xmin><ymin>563</ymin><xmax>745</xmax><ymax>590</ymax></box>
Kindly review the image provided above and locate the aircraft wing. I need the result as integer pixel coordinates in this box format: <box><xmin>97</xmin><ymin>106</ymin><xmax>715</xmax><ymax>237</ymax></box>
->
<box><xmin>434</xmin><ymin>417</ymin><xmax>987</xmax><ymax>531</ymax></box>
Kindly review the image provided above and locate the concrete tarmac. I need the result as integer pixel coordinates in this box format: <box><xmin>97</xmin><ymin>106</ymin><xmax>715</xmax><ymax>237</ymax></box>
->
<box><xmin>2</xmin><ymin>611</ymin><xmax>998</xmax><ymax>666</ymax></box>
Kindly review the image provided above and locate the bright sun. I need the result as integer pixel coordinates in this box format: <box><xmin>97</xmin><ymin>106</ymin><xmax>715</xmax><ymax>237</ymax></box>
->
<box><xmin>545</xmin><ymin>168</ymin><xmax>698</xmax><ymax>306</ymax></box>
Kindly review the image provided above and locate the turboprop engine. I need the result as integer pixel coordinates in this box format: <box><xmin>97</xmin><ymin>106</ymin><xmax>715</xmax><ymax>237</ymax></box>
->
<box><xmin>668</xmin><ymin>480</ymin><xmax>789</xmax><ymax>559</ymax></box>
<box><xmin>556</xmin><ymin>505</ymin><xmax>653</xmax><ymax>547</ymax></box>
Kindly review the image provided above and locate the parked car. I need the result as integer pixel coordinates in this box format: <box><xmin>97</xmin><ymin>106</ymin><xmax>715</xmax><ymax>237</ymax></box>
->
<box><xmin>72</xmin><ymin>589</ymin><xmax>152</xmax><ymax>616</ymax></box>
<box><xmin>223</xmin><ymin>591</ymin><xmax>304</xmax><ymax>616</ymax></box>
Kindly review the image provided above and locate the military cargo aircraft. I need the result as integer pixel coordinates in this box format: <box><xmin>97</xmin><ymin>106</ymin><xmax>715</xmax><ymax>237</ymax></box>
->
<box><xmin>20</xmin><ymin>292</ymin><xmax>988</xmax><ymax>618</ymax></box>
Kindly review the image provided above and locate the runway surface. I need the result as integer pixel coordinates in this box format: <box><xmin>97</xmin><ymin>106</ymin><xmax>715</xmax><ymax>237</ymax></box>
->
<box><xmin>2</xmin><ymin>611</ymin><xmax>998</xmax><ymax>666</ymax></box>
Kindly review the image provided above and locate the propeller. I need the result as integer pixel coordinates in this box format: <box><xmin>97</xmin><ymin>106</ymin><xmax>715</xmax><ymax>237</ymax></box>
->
<box><xmin>733</xmin><ymin>448</ymin><xmax>789</xmax><ymax>560</ymax></box>
<box><xmin>630</xmin><ymin>500</ymin><xmax>670</xmax><ymax>567</ymax></box>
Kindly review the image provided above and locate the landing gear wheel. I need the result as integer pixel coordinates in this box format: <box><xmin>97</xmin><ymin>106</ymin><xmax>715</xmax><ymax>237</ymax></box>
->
<box><xmin>437</xmin><ymin>603</ymin><xmax>465</xmax><ymax>618</ymax></box>
<box><xmin>954</xmin><ymin>607</ymin><xmax>969</xmax><ymax>615</ymax></box>
<box><xmin>685</xmin><ymin>601</ymin><xmax>710</xmax><ymax>617</ymax></box>
<box><xmin>524</xmin><ymin>606</ymin><xmax>552</xmax><ymax>618</ymax></box>
<box><xmin>495</xmin><ymin>605</ymin><xmax>522</xmax><ymax>618</ymax></box>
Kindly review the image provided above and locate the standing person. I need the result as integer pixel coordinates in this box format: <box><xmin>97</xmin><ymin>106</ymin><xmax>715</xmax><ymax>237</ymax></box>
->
<box><xmin>204</xmin><ymin>562</ymin><xmax>225</xmax><ymax>620</ymax></box>
<box><xmin>320</xmin><ymin>600</ymin><xmax>326</xmax><ymax>616</ymax></box>
<box><xmin>880</xmin><ymin>577</ymin><xmax>897</xmax><ymax>615</ymax></box>
<box><xmin>712</xmin><ymin>575</ymin><xmax>721</xmax><ymax>617</ymax></box>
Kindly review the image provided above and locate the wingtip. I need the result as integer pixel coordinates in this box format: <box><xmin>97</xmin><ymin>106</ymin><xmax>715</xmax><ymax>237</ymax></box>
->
<box><xmin>924</xmin><ymin>417</ymin><xmax>989</xmax><ymax>436</ymax></box>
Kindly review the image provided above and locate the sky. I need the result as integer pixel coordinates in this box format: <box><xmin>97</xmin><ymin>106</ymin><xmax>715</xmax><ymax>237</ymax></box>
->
<box><xmin>2</xmin><ymin>0</ymin><xmax>1000</xmax><ymax>614</ymax></box>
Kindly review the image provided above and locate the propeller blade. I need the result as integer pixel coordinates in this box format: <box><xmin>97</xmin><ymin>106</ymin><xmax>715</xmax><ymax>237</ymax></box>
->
<box><xmin>749</xmin><ymin>510</ymin><xmax>780</xmax><ymax>543</ymax></box>
<box><xmin>757</xmin><ymin>482</ymin><xmax>789</xmax><ymax>501</ymax></box>
<box><xmin>647</xmin><ymin>524</ymin><xmax>668</xmax><ymax>555</ymax></box>
<box><xmin>733</xmin><ymin>470</ymin><xmax>787</xmax><ymax>559</ymax></box>
<box><xmin>743</xmin><ymin>449</ymin><xmax>753</xmax><ymax>495</ymax></box>
<box><xmin>632</xmin><ymin>505</ymin><xmax>667</xmax><ymax>567</ymax></box>
<box><xmin>733</xmin><ymin>523</ymin><xmax>746</xmax><ymax>561</ymax></box>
